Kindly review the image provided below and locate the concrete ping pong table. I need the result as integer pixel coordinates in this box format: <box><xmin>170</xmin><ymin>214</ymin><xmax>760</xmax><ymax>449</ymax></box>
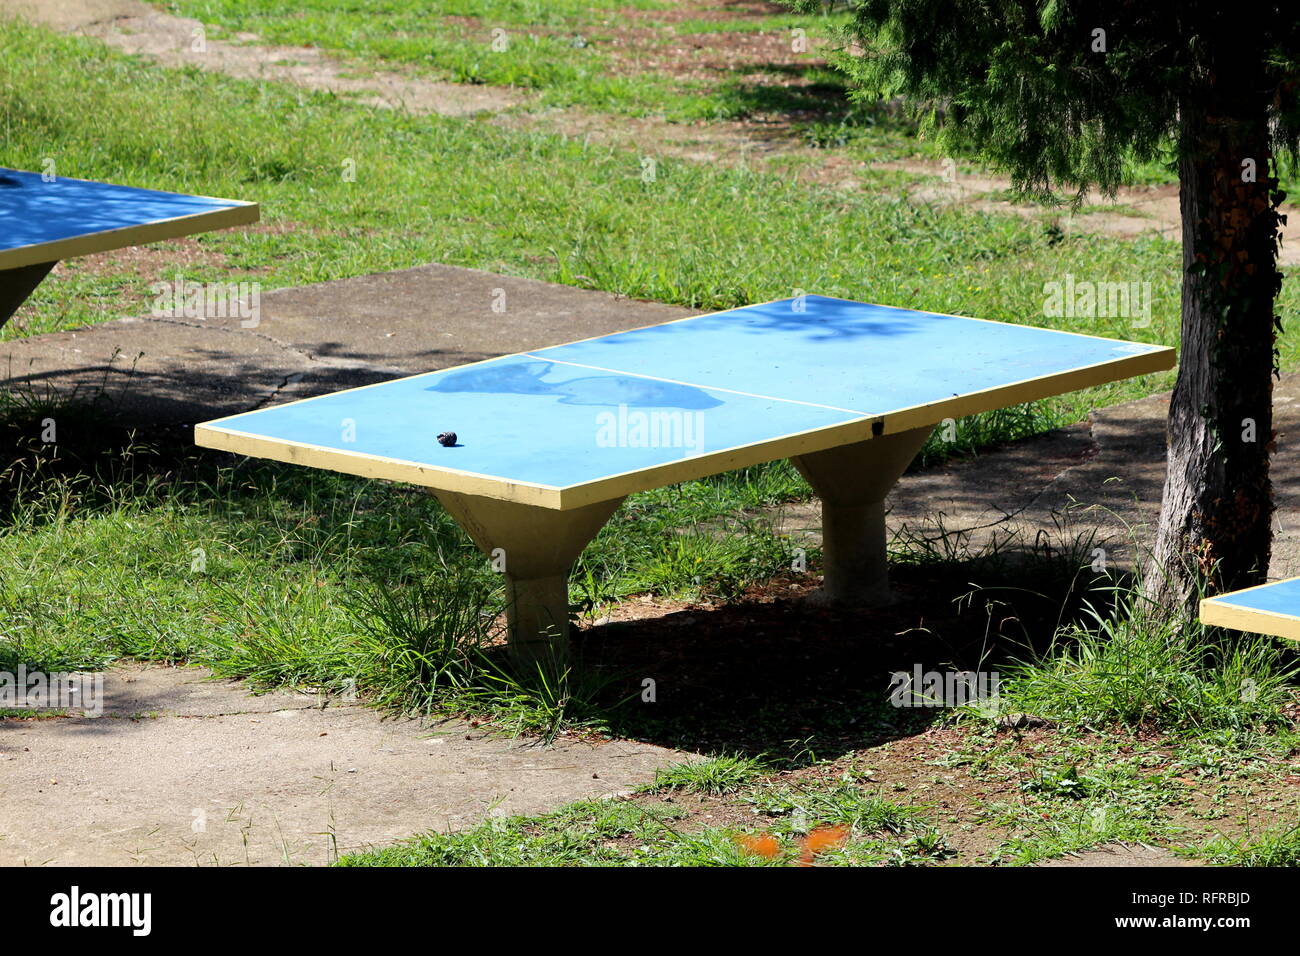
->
<box><xmin>196</xmin><ymin>295</ymin><xmax>1176</xmax><ymax>664</ymax></box>
<box><xmin>1200</xmin><ymin>579</ymin><xmax>1300</xmax><ymax>642</ymax></box>
<box><xmin>0</xmin><ymin>167</ymin><xmax>258</xmax><ymax>331</ymax></box>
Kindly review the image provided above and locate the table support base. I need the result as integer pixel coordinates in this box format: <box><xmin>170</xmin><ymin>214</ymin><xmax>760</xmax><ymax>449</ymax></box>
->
<box><xmin>0</xmin><ymin>261</ymin><xmax>56</xmax><ymax>330</ymax></box>
<box><xmin>790</xmin><ymin>425</ymin><xmax>932</xmax><ymax>606</ymax></box>
<box><xmin>432</xmin><ymin>490</ymin><xmax>625</xmax><ymax>671</ymax></box>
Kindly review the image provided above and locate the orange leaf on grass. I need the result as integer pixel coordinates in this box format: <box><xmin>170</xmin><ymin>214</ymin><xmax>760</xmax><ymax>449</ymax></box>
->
<box><xmin>734</xmin><ymin>832</ymin><xmax>781</xmax><ymax>859</ymax></box>
<box><xmin>796</xmin><ymin>825</ymin><xmax>849</xmax><ymax>866</ymax></box>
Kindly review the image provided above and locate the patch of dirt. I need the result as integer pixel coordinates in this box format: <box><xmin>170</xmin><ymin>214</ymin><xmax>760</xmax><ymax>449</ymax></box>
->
<box><xmin>564</xmin><ymin>569</ymin><xmax>1300</xmax><ymax>865</ymax></box>
<box><xmin>622</xmin><ymin>0</ymin><xmax>790</xmax><ymax>25</ymax></box>
<box><xmin>504</xmin><ymin>106</ymin><xmax>811</xmax><ymax>166</ymax></box>
<box><xmin>598</xmin><ymin>5</ymin><xmax>825</xmax><ymax>88</ymax></box>
<box><xmin>1</xmin><ymin>0</ymin><xmax>528</xmax><ymax>115</ymax></box>
<box><xmin>868</xmin><ymin>159</ymin><xmax>1300</xmax><ymax>266</ymax></box>
<box><xmin>57</xmin><ymin>219</ymin><xmax>291</xmax><ymax>282</ymax></box>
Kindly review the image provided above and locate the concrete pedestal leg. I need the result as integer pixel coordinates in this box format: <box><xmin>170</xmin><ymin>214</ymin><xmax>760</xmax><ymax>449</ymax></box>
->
<box><xmin>0</xmin><ymin>261</ymin><xmax>56</xmax><ymax>330</ymax></box>
<box><xmin>790</xmin><ymin>426</ymin><xmax>932</xmax><ymax>606</ymax></box>
<box><xmin>432</xmin><ymin>490</ymin><xmax>624</xmax><ymax>670</ymax></box>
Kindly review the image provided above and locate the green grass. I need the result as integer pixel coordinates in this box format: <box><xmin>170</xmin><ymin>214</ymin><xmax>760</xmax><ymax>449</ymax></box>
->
<box><xmin>337</xmin><ymin>774</ymin><xmax>940</xmax><ymax>866</ymax></box>
<box><xmin>335</xmin><ymin>798</ymin><xmax>726</xmax><ymax>867</ymax></box>
<box><xmin>335</xmin><ymin>706</ymin><xmax>1300</xmax><ymax>866</ymax></box>
<box><xmin>648</xmin><ymin>755</ymin><xmax>766</xmax><ymax>795</ymax></box>
<box><xmin>747</xmin><ymin>778</ymin><xmax>923</xmax><ymax>834</ymax></box>
<box><xmin>1197</xmin><ymin>824</ymin><xmax>1300</xmax><ymax>866</ymax></box>
<box><xmin>168</xmin><ymin>0</ymin><xmax>672</xmax><ymax>33</ymax></box>
<box><xmin>994</xmin><ymin>582</ymin><xmax>1300</xmax><ymax>733</ymax></box>
<box><xmin>171</xmin><ymin>0</ymin><xmax>1300</xmax><ymax>198</ymax></box>
<box><xmin>160</xmin><ymin>0</ymin><xmax>853</xmax><ymax>120</ymax></box>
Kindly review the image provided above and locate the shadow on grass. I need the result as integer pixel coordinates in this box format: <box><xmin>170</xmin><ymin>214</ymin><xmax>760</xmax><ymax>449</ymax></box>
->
<box><xmin>572</xmin><ymin>543</ymin><xmax>1118</xmax><ymax>766</ymax></box>
<box><xmin>0</xmin><ymin>385</ymin><xmax>1125</xmax><ymax>758</ymax></box>
<box><xmin>0</xmin><ymin>380</ymin><xmax>200</xmax><ymax>523</ymax></box>
<box><xmin>707</xmin><ymin>66</ymin><xmax>920</xmax><ymax>138</ymax></box>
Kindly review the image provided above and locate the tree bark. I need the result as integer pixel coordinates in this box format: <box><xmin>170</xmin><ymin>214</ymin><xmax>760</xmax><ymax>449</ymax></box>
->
<box><xmin>1147</xmin><ymin>82</ymin><xmax>1286</xmax><ymax>616</ymax></box>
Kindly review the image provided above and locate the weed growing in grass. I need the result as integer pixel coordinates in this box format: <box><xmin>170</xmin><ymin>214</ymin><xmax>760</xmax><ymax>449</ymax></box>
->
<box><xmin>913</xmin><ymin>403</ymin><xmax>1058</xmax><ymax>468</ymax></box>
<box><xmin>997</xmin><ymin>583</ymin><xmax>1300</xmax><ymax>732</ymax></box>
<box><xmin>750</xmin><ymin>778</ymin><xmax>922</xmax><ymax>835</ymax></box>
<box><xmin>348</xmin><ymin>559</ymin><xmax>499</xmax><ymax>710</ymax></box>
<box><xmin>457</xmin><ymin>656</ymin><xmax>632</xmax><ymax>742</ymax></box>
<box><xmin>0</xmin><ymin>370</ymin><xmax>159</xmax><ymax>517</ymax></box>
<box><xmin>648</xmin><ymin>755</ymin><xmax>767</xmax><ymax>795</ymax></box>
<box><xmin>631</xmin><ymin>523</ymin><xmax>792</xmax><ymax>602</ymax></box>
<box><xmin>1198</xmin><ymin>824</ymin><xmax>1300</xmax><ymax>866</ymax></box>
<box><xmin>1020</xmin><ymin>763</ymin><xmax>1090</xmax><ymax>800</ymax></box>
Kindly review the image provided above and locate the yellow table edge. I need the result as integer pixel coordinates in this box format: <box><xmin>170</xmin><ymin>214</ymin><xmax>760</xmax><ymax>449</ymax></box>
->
<box><xmin>0</xmin><ymin>200</ymin><xmax>260</xmax><ymax>271</ymax></box>
<box><xmin>195</xmin><ymin>339</ymin><xmax>1176</xmax><ymax>510</ymax></box>
<box><xmin>1199</xmin><ymin>577</ymin><xmax>1300</xmax><ymax>641</ymax></box>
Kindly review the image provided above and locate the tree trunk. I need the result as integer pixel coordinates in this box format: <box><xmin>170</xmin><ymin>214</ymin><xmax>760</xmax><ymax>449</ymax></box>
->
<box><xmin>1147</xmin><ymin>85</ymin><xmax>1286</xmax><ymax>616</ymax></box>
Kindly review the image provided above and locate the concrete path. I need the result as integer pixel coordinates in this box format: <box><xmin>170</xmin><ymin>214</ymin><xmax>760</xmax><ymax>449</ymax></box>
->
<box><xmin>0</xmin><ymin>262</ymin><xmax>695</xmax><ymax>424</ymax></box>
<box><xmin>0</xmin><ymin>664</ymin><xmax>687</xmax><ymax>866</ymax></box>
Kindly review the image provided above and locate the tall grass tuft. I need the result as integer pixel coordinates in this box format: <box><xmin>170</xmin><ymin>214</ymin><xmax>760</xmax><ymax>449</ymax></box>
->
<box><xmin>997</xmin><ymin>574</ymin><xmax>1300</xmax><ymax>733</ymax></box>
<box><xmin>349</xmin><ymin>560</ymin><xmax>500</xmax><ymax>714</ymax></box>
<box><xmin>1198</xmin><ymin>825</ymin><xmax>1300</xmax><ymax>866</ymax></box>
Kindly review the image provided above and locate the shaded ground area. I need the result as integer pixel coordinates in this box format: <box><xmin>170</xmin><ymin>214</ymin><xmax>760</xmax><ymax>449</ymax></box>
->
<box><xmin>0</xmin><ymin>262</ymin><xmax>695</xmax><ymax>424</ymax></box>
<box><xmin>0</xmin><ymin>664</ymin><xmax>687</xmax><ymax>865</ymax></box>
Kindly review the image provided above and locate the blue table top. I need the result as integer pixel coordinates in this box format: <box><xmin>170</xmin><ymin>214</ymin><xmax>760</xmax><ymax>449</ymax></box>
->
<box><xmin>196</xmin><ymin>295</ymin><xmax>1174</xmax><ymax>507</ymax></box>
<box><xmin>0</xmin><ymin>168</ymin><xmax>255</xmax><ymax>266</ymax></box>
<box><xmin>1204</xmin><ymin>578</ymin><xmax>1300</xmax><ymax>618</ymax></box>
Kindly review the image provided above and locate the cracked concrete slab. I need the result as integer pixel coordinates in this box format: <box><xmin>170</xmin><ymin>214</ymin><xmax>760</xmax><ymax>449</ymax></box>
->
<box><xmin>0</xmin><ymin>664</ymin><xmax>690</xmax><ymax>866</ymax></box>
<box><xmin>0</xmin><ymin>263</ymin><xmax>696</xmax><ymax>424</ymax></box>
